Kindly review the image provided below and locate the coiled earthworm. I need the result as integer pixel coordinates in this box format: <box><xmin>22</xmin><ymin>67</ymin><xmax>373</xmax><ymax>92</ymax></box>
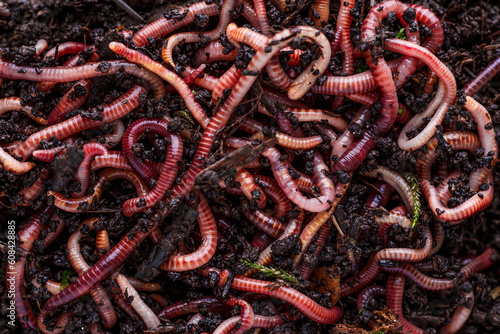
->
<box><xmin>12</xmin><ymin>84</ymin><xmax>147</xmax><ymax>160</ymax></box>
<box><xmin>201</xmin><ymin>267</ymin><xmax>343</xmax><ymax>324</ymax></box>
<box><xmin>160</xmin><ymin>192</ymin><xmax>217</xmax><ymax>271</ymax></box>
<box><xmin>0</xmin><ymin>96</ymin><xmax>47</xmax><ymax>124</ymax></box>
<box><xmin>375</xmin><ymin>224</ymin><xmax>432</xmax><ymax>263</ymax></box>
<box><xmin>0</xmin><ymin>60</ymin><xmax>164</xmax><ymax>98</ymax></box>
<box><xmin>37</xmin><ymin>310</ymin><xmax>73</xmax><ymax>334</ymax></box>
<box><xmin>214</xmin><ymin>298</ymin><xmax>255</xmax><ymax>334</ymax></box>
<box><xmin>386</xmin><ymin>274</ymin><xmax>424</xmax><ymax>334</ymax></box>
<box><xmin>116</xmin><ymin>274</ymin><xmax>161</xmax><ymax>329</ymax></box>
<box><xmin>49</xmin><ymin>168</ymin><xmax>148</xmax><ymax>213</ymax></box>
<box><xmin>47</xmin><ymin>79</ymin><xmax>91</xmax><ymax>125</ymax></box>
<box><xmin>357</xmin><ymin>285</ymin><xmax>386</xmax><ymax>328</ymax></box>
<box><xmin>463</xmin><ymin>56</ymin><xmax>500</xmax><ymax>96</ymax></box>
<box><xmin>67</xmin><ymin>218</ymin><xmax>117</xmax><ymax>328</ymax></box>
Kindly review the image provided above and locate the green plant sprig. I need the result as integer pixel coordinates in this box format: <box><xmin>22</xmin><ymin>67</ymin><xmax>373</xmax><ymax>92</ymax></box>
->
<box><xmin>396</xmin><ymin>27</ymin><xmax>406</xmax><ymax>40</ymax></box>
<box><xmin>60</xmin><ymin>270</ymin><xmax>75</xmax><ymax>291</ymax></box>
<box><xmin>403</xmin><ymin>172</ymin><xmax>421</xmax><ymax>228</ymax></box>
<box><xmin>240</xmin><ymin>259</ymin><xmax>299</xmax><ymax>285</ymax></box>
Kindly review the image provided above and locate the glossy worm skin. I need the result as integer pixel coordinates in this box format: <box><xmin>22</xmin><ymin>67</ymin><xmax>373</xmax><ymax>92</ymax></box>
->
<box><xmin>386</xmin><ymin>274</ymin><xmax>424</xmax><ymax>334</ymax></box>
<box><xmin>375</xmin><ymin>224</ymin><xmax>432</xmax><ymax>263</ymax></box>
<box><xmin>0</xmin><ymin>146</ymin><xmax>35</xmax><ymax>174</ymax></box>
<box><xmin>215</xmin><ymin>298</ymin><xmax>255</xmax><ymax>334</ymax></box>
<box><xmin>235</xmin><ymin>168</ymin><xmax>267</xmax><ymax>209</ymax></box>
<box><xmin>116</xmin><ymin>274</ymin><xmax>161</xmax><ymax>329</ymax></box>
<box><xmin>463</xmin><ymin>56</ymin><xmax>500</xmax><ymax>96</ymax></box>
<box><xmin>12</xmin><ymin>84</ymin><xmax>147</xmax><ymax>161</ymax></box>
<box><xmin>74</xmin><ymin>143</ymin><xmax>109</xmax><ymax>197</ymax></box>
<box><xmin>340</xmin><ymin>255</ymin><xmax>381</xmax><ymax>298</ymax></box>
<box><xmin>91</xmin><ymin>152</ymin><xmax>133</xmax><ymax>171</ymax></box>
<box><xmin>18</xmin><ymin>167</ymin><xmax>50</xmax><ymax>205</ymax></box>
<box><xmin>336</xmin><ymin>0</ymin><xmax>356</xmax><ymax>76</ymax></box>
<box><xmin>242</xmin><ymin>202</ymin><xmax>286</xmax><ymax>238</ymax></box>
<box><xmin>194</xmin><ymin>40</ymin><xmax>239</xmax><ymax>65</ymax></box>
<box><xmin>162</xmin><ymin>0</ymin><xmax>236</xmax><ymax>67</ymax></box>
<box><xmin>299</xmin><ymin>223</ymin><xmax>331</xmax><ymax>280</ymax></box>
<box><xmin>67</xmin><ymin>218</ymin><xmax>117</xmax><ymax>329</ymax></box>
<box><xmin>160</xmin><ymin>192</ymin><xmax>217</xmax><ymax>271</ymax></box>
<box><xmin>203</xmin><ymin>267</ymin><xmax>343</xmax><ymax>324</ymax></box>
<box><xmin>0</xmin><ymin>60</ymin><xmax>164</xmax><ymax>98</ymax></box>
<box><xmin>158</xmin><ymin>296</ymin><xmax>226</xmax><ymax>320</ymax></box>
<box><xmin>440</xmin><ymin>282</ymin><xmax>474</xmax><ymax>334</ymax></box>
<box><xmin>49</xmin><ymin>168</ymin><xmax>148</xmax><ymax>213</ymax></box>
<box><xmin>0</xmin><ymin>96</ymin><xmax>47</xmax><ymax>124</ymax></box>
<box><xmin>309</xmin><ymin>0</ymin><xmax>329</xmax><ymax>27</ymax></box>
<box><xmin>44</xmin><ymin>41</ymin><xmax>89</xmax><ymax>60</ymax></box>
<box><xmin>47</xmin><ymin>79</ymin><xmax>91</xmax><ymax>125</ymax></box>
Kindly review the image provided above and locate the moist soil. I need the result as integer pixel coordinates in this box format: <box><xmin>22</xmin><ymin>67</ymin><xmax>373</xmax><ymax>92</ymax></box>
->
<box><xmin>0</xmin><ymin>0</ymin><xmax>499</xmax><ymax>333</ymax></box>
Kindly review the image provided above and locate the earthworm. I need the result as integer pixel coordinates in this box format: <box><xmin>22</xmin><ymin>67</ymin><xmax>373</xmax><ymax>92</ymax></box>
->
<box><xmin>40</xmin><ymin>214</ymin><xmax>66</xmax><ymax>248</ymax></box>
<box><xmin>194</xmin><ymin>40</ymin><xmax>238</xmax><ymax>65</ymax></box>
<box><xmin>162</xmin><ymin>0</ymin><xmax>236</xmax><ymax>67</ymax></box>
<box><xmin>255</xmin><ymin>175</ymin><xmax>292</xmax><ymax>218</ymax></box>
<box><xmin>150</xmin><ymin>294</ymin><xmax>169</xmax><ymax>308</ymax></box>
<box><xmin>0</xmin><ymin>96</ymin><xmax>47</xmax><ymax>124</ymax></box>
<box><xmin>299</xmin><ymin>222</ymin><xmax>331</xmax><ymax>279</ymax></box>
<box><xmin>212</xmin><ymin>65</ymin><xmax>241</xmax><ymax>104</ymax></box>
<box><xmin>0</xmin><ymin>147</ymin><xmax>35</xmax><ymax>174</ymax></box>
<box><xmin>423</xmin><ymin>69</ymin><xmax>439</xmax><ymax>94</ymax></box>
<box><xmin>47</xmin><ymin>79</ymin><xmax>91</xmax><ymax>125</ymax></box>
<box><xmin>49</xmin><ymin>168</ymin><xmax>148</xmax><ymax>213</ymax></box>
<box><xmin>12</xmin><ymin>84</ymin><xmax>147</xmax><ymax>160</ymax></box>
<box><xmin>37</xmin><ymin>310</ymin><xmax>73</xmax><ymax>334</ymax></box>
<box><xmin>91</xmin><ymin>152</ymin><xmax>133</xmax><ymax>171</ymax></box>
<box><xmin>203</xmin><ymin>267</ymin><xmax>343</xmax><ymax>324</ymax></box>
<box><xmin>251</xmin><ymin>231</ymin><xmax>274</xmax><ymax>251</ymax></box>
<box><xmin>263</xmin><ymin>148</ymin><xmax>335</xmax><ymax>212</ymax></box>
<box><xmin>363</xmin><ymin>181</ymin><xmax>393</xmax><ymax>212</ymax></box>
<box><xmin>381</xmin><ymin>248</ymin><xmax>497</xmax><ymax>291</ymax></box>
<box><xmin>242</xmin><ymin>202</ymin><xmax>286</xmax><ymax>238</ymax></box>
<box><xmin>331</xmin><ymin>131</ymin><xmax>376</xmax><ymax>173</ymax></box>
<box><xmin>340</xmin><ymin>255</ymin><xmax>381</xmax><ymax>298</ymax></box>
<box><xmin>43</xmin><ymin>42</ymin><xmax>90</xmax><ymax>60</ymax></box>
<box><xmin>386</xmin><ymin>274</ymin><xmax>424</xmax><ymax>334</ymax></box>
<box><xmin>375</xmin><ymin>224</ymin><xmax>432</xmax><ymax>263</ymax></box>
<box><xmin>463</xmin><ymin>56</ymin><xmax>500</xmax><ymax>96</ymax></box>
<box><xmin>215</xmin><ymin>298</ymin><xmax>255</xmax><ymax>334</ymax></box>
<box><xmin>374</xmin><ymin>211</ymin><xmax>412</xmax><ymax>230</ymax></box>
<box><xmin>116</xmin><ymin>274</ymin><xmax>161</xmax><ymax>329</ymax></box>
<box><xmin>67</xmin><ymin>217</ymin><xmax>117</xmax><ymax>328</ymax></box>
<box><xmin>73</xmin><ymin>143</ymin><xmax>109</xmax><ymax>197</ymax></box>
<box><xmin>235</xmin><ymin>168</ymin><xmax>267</xmax><ymax>209</ymax></box>
<box><xmin>357</xmin><ymin>285</ymin><xmax>386</xmax><ymax>312</ymax></box>
<box><xmin>92</xmin><ymin>120</ymin><xmax>125</xmax><ymax>148</ymax></box>
<box><xmin>309</xmin><ymin>0</ymin><xmax>330</xmax><ymax>27</ymax></box>
<box><xmin>428</xmin><ymin>222</ymin><xmax>445</xmax><ymax>258</ymax></box>
<box><xmin>95</xmin><ymin>229</ymin><xmax>110</xmax><ymax>256</ymax></box>
<box><xmin>160</xmin><ymin>192</ymin><xmax>217</xmax><ymax>271</ymax></box>
<box><xmin>18</xmin><ymin>167</ymin><xmax>50</xmax><ymax>205</ymax></box>
<box><xmin>158</xmin><ymin>296</ymin><xmax>226</xmax><ymax>320</ymax></box>
<box><xmin>440</xmin><ymin>282</ymin><xmax>474</xmax><ymax>334</ymax></box>
<box><xmin>0</xmin><ymin>60</ymin><xmax>165</xmax><ymax>98</ymax></box>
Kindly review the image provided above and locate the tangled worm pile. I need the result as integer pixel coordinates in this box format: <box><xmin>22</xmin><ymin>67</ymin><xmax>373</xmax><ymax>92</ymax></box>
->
<box><xmin>2</xmin><ymin>0</ymin><xmax>500</xmax><ymax>333</ymax></box>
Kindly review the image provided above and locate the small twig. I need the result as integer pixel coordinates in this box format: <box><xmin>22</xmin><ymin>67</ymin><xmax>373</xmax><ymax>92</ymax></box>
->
<box><xmin>331</xmin><ymin>214</ymin><xmax>345</xmax><ymax>237</ymax></box>
<box><xmin>112</xmin><ymin>0</ymin><xmax>144</xmax><ymax>22</ymax></box>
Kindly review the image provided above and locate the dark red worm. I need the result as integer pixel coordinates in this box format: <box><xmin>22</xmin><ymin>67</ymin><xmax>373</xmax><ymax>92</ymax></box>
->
<box><xmin>47</xmin><ymin>79</ymin><xmax>91</xmax><ymax>125</ymax></box>
<box><xmin>214</xmin><ymin>298</ymin><xmax>255</xmax><ymax>334</ymax></box>
<box><xmin>386</xmin><ymin>274</ymin><xmax>424</xmax><ymax>333</ymax></box>
<box><xmin>463</xmin><ymin>56</ymin><xmax>500</xmax><ymax>96</ymax></box>
<box><xmin>158</xmin><ymin>296</ymin><xmax>227</xmax><ymax>320</ymax></box>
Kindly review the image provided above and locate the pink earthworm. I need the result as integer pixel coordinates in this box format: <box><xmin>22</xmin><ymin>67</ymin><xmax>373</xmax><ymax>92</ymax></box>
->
<box><xmin>43</xmin><ymin>42</ymin><xmax>91</xmax><ymax>60</ymax></box>
<box><xmin>423</xmin><ymin>69</ymin><xmax>439</xmax><ymax>94</ymax></box>
<box><xmin>67</xmin><ymin>218</ymin><xmax>117</xmax><ymax>329</ymax></box>
<box><xmin>440</xmin><ymin>282</ymin><xmax>474</xmax><ymax>334</ymax></box>
<box><xmin>194</xmin><ymin>40</ymin><xmax>238</xmax><ymax>65</ymax></box>
<box><xmin>463</xmin><ymin>56</ymin><xmax>500</xmax><ymax>96</ymax></box>
<box><xmin>299</xmin><ymin>222</ymin><xmax>331</xmax><ymax>279</ymax></box>
<box><xmin>256</xmin><ymin>175</ymin><xmax>292</xmax><ymax>218</ymax></box>
<box><xmin>375</xmin><ymin>224</ymin><xmax>432</xmax><ymax>263</ymax></box>
<box><xmin>309</xmin><ymin>0</ymin><xmax>330</xmax><ymax>27</ymax></box>
<box><xmin>116</xmin><ymin>274</ymin><xmax>161</xmax><ymax>329</ymax></box>
<box><xmin>215</xmin><ymin>298</ymin><xmax>255</xmax><ymax>334</ymax></box>
<box><xmin>242</xmin><ymin>202</ymin><xmax>286</xmax><ymax>238</ymax></box>
<box><xmin>158</xmin><ymin>296</ymin><xmax>226</xmax><ymax>320</ymax></box>
<box><xmin>162</xmin><ymin>0</ymin><xmax>237</xmax><ymax>67</ymax></box>
<box><xmin>212</xmin><ymin>65</ymin><xmax>241</xmax><ymax>104</ymax></box>
<box><xmin>95</xmin><ymin>229</ymin><xmax>110</xmax><ymax>256</ymax></box>
<box><xmin>73</xmin><ymin>143</ymin><xmax>109</xmax><ymax>197</ymax></box>
<box><xmin>160</xmin><ymin>192</ymin><xmax>217</xmax><ymax>271</ymax></box>
<box><xmin>0</xmin><ymin>147</ymin><xmax>35</xmax><ymax>174</ymax></box>
<box><xmin>386</xmin><ymin>274</ymin><xmax>424</xmax><ymax>334</ymax></box>
<box><xmin>235</xmin><ymin>168</ymin><xmax>267</xmax><ymax>209</ymax></box>
<box><xmin>90</xmin><ymin>152</ymin><xmax>133</xmax><ymax>171</ymax></box>
<box><xmin>0</xmin><ymin>96</ymin><xmax>47</xmax><ymax>124</ymax></box>
<box><xmin>18</xmin><ymin>167</ymin><xmax>50</xmax><ymax>205</ymax></box>
<box><xmin>12</xmin><ymin>84</ymin><xmax>147</xmax><ymax>160</ymax></box>
<box><xmin>49</xmin><ymin>168</ymin><xmax>148</xmax><ymax>213</ymax></box>
<box><xmin>202</xmin><ymin>267</ymin><xmax>343</xmax><ymax>324</ymax></box>
<box><xmin>47</xmin><ymin>79</ymin><xmax>91</xmax><ymax>125</ymax></box>
<box><xmin>122</xmin><ymin>127</ymin><xmax>183</xmax><ymax>217</ymax></box>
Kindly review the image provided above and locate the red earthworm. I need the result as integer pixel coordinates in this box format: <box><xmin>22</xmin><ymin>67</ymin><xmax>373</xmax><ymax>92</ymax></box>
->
<box><xmin>299</xmin><ymin>222</ymin><xmax>331</xmax><ymax>279</ymax></box>
<box><xmin>0</xmin><ymin>140</ymin><xmax>21</xmax><ymax>151</ymax></box>
<box><xmin>253</xmin><ymin>0</ymin><xmax>271</xmax><ymax>36</ymax></box>
<box><xmin>150</xmin><ymin>294</ymin><xmax>169</xmax><ymax>308</ymax></box>
<box><xmin>160</xmin><ymin>192</ymin><xmax>217</xmax><ymax>271</ymax></box>
<box><xmin>13</xmin><ymin>84</ymin><xmax>147</xmax><ymax>160</ymax></box>
<box><xmin>95</xmin><ymin>229</ymin><xmax>110</xmax><ymax>256</ymax></box>
<box><xmin>340</xmin><ymin>255</ymin><xmax>381</xmax><ymax>298</ymax></box>
<box><xmin>43</xmin><ymin>42</ymin><xmax>90</xmax><ymax>60</ymax></box>
<box><xmin>120</xmin><ymin>277</ymin><xmax>161</xmax><ymax>292</ymax></box>
<box><xmin>463</xmin><ymin>56</ymin><xmax>500</xmax><ymax>96</ymax></box>
<box><xmin>263</xmin><ymin>148</ymin><xmax>335</xmax><ymax>212</ymax></box>
<box><xmin>91</xmin><ymin>152</ymin><xmax>133</xmax><ymax>171</ymax></box>
<box><xmin>195</xmin><ymin>40</ymin><xmax>238</xmax><ymax>65</ymax></box>
<box><xmin>116</xmin><ymin>274</ymin><xmax>161</xmax><ymax>329</ymax></box>
<box><xmin>246</xmin><ymin>124</ymin><xmax>324</xmax><ymax>150</ymax></box>
<box><xmin>180</xmin><ymin>66</ymin><xmax>218</xmax><ymax>91</ymax></box>
<box><xmin>6</xmin><ymin>211</ymin><xmax>47</xmax><ymax>328</ymax></box>
<box><xmin>32</xmin><ymin>146</ymin><xmax>66</xmax><ymax>162</ymax></box>
<box><xmin>332</xmin><ymin>131</ymin><xmax>376</xmax><ymax>173</ymax></box>
<box><xmin>162</xmin><ymin>0</ymin><xmax>237</xmax><ymax>67</ymax></box>
<box><xmin>91</xmin><ymin>120</ymin><xmax>125</xmax><ymax>148</ymax></box>
<box><xmin>363</xmin><ymin>181</ymin><xmax>393</xmax><ymax>212</ymax></box>
<box><xmin>40</xmin><ymin>213</ymin><xmax>65</xmax><ymax>248</ymax></box>
<box><xmin>269</xmin><ymin>0</ymin><xmax>288</xmax><ymax>12</ymax></box>
<box><xmin>293</xmin><ymin>210</ymin><xmax>332</xmax><ymax>267</ymax></box>
<box><xmin>0</xmin><ymin>147</ymin><xmax>35</xmax><ymax>174</ymax></box>
<box><xmin>122</xmin><ymin>121</ymin><xmax>183</xmax><ymax>216</ymax></box>
<box><xmin>0</xmin><ymin>60</ymin><xmax>164</xmax><ymax>98</ymax></box>
<box><xmin>74</xmin><ymin>143</ymin><xmax>109</xmax><ymax>197</ymax></box>
<box><xmin>90</xmin><ymin>322</ymin><xmax>103</xmax><ymax>334</ymax></box>
<box><xmin>235</xmin><ymin>168</ymin><xmax>267</xmax><ymax>209</ymax></box>
<box><xmin>423</xmin><ymin>69</ymin><xmax>439</xmax><ymax>94</ymax></box>
<box><xmin>209</xmin><ymin>314</ymin><xmax>287</xmax><ymax>334</ymax></box>
<box><xmin>261</xmin><ymin>86</ymin><xmax>308</xmax><ymax>109</ymax></box>
<box><xmin>386</xmin><ymin>274</ymin><xmax>424</xmax><ymax>334</ymax></box>
<box><xmin>186</xmin><ymin>313</ymin><xmax>205</xmax><ymax>327</ymax></box>
<box><xmin>163</xmin><ymin>26</ymin><xmax>332</xmax><ymax>200</ymax></box>
<box><xmin>251</xmin><ymin>232</ymin><xmax>273</xmax><ymax>251</ymax></box>
<box><xmin>0</xmin><ymin>96</ymin><xmax>47</xmax><ymax>124</ymax></box>
<box><xmin>440</xmin><ymin>282</ymin><xmax>474</xmax><ymax>334</ymax></box>
<box><xmin>37</xmin><ymin>310</ymin><xmax>73</xmax><ymax>334</ymax></box>
<box><xmin>428</xmin><ymin>222</ymin><xmax>445</xmax><ymax>258</ymax></box>
<box><xmin>218</xmin><ymin>298</ymin><xmax>255</xmax><ymax>334</ymax></box>
<box><xmin>182</xmin><ymin>64</ymin><xmax>207</xmax><ymax>86</ymax></box>
<box><xmin>256</xmin><ymin>175</ymin><xmax>292</xmax><ymax>218</ymax></box>
<box><xmin>309</xmin><ymin>0</ymin><xmax>330</xmax><ymax>27</ymax></box>
<box><xmin>275</xmin><ymin>112</ymin><xmax>307</xmax><ymax>138</ymax></box>
<box><xmin>357</xmin><ymin>285</ymin><xmax>386</xmax><ymax>312</ymax></box>
<box><xmin>242</xmin><ymin>203</ymin><xmax>286</xmax><ymax>238</ymax></box>
<box><xmin>109</xmin><ymin>43</ymin><xmax>211</xmax><ymax>128</ymax></box>
<box><xmin>45</xmin><ymin>280</ymin><xmax>62</xmax><ymax>295</ymax></box>
<box><xmin>395</xmin><ymin>103</ymin><xmax>413</xmax><ymax>124</ymax></box>
<box><xmin>203</xmin><ymin>267</ymin><xmax>343</xmax><ymax>324</ymax></box>
<box><xmin>67</xmin><ymin>218</ymin><xmax>117</xmax><ymax>329</ymax></box>
<box><xmin>375</xmin><ymin>224</ymin><xmax>432</xmax><ymax>263</ymax></box>
<box><xmin>284</xmin><ymin>160</ymin><xmax>315</xmax><ymax>192</ymax></box>
<box><xmin>381</xmin><ymin>248</ymin><xmax>498</xmax><ymax>291</ymax></box>
<box><xmin>121</xmin><ymin>118</ymin><xmax>170</xmax><ymax>184</ymax></box>
<box><xmin>247</xmin><ymin>209</ymin><xmax>304</xmax><ymax>276</ymax></box>
<box><xmin>213</xmin><ymin>65</ymin><xmax>241</xmax><ymax>104</ymax></box>
<box><xmin>384</xmin><ymin>39</ymin><xmax>456</xmax><ymax>151</ymax></box>
<box><xmin>374</xmin><ymin>211</ymin><xmax>412</xmax><ymax>231</ymax></box>
<box><xmin>131</xmin><ymin>2</ymin><xmax>220</xmax><ymax>46</ymax></box>
<box><xmin>18</xmin><ymin>166</ymin><xmax>50</xmax><ymax>205</ymax></box>
<box><xmin>158</xmin><ymin>296</ymin><xmax>226</xmax><ymax>320</ymax></box>
<box><xmin>49</xmin><ymin>168</ymin><xmax>148</xmax><ymax>213</ymax></box>
<box><xmin>314</xmin><ymin>124</ymin><xmax>338</xmax><ymax>147</ymax></box>
<box><xmin>47</xmin><ymin>79</ymin><xmax>91</xmax><ymax>125</ymax></box>
<box><xmin>393</xmin><ymin>27</ymin><xmax>421</xmax><ymax>89</ymax></box>
<box><xmin>109</xmin><ymin>284</ymin><xmax>142</xmax><ymax>323</ymax></box>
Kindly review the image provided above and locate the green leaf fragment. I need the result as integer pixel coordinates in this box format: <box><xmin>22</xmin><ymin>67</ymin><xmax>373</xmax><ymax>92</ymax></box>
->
<box><xmin>396</xmin><ymin>28</ymin><xmax>406</xmax><ymax>40</ymax></box>
<box><xmin>398</xmin><ymin>106</ymin><xmax>404</xmax><ymax>115</ymax></box>
<box><xmin>59</xmin><ymin>270</ymin><xmax>75</xmax><ymax>291</ymax></box>
<box><xmin>240</xmin><ymin>259</ymin><xmax>299</xmax><ymax>285</ymax></box>
<box><xmin>402</xmin><ymin>172</ymin><xmax>421</xmax><ymax>228</ymax></box>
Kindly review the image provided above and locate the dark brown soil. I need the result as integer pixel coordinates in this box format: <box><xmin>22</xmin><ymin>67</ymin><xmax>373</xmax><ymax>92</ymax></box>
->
<box><xmin>0</xmin><ymin>0</ymin><xmax>499</xmax><ymax>333</ymax></box>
